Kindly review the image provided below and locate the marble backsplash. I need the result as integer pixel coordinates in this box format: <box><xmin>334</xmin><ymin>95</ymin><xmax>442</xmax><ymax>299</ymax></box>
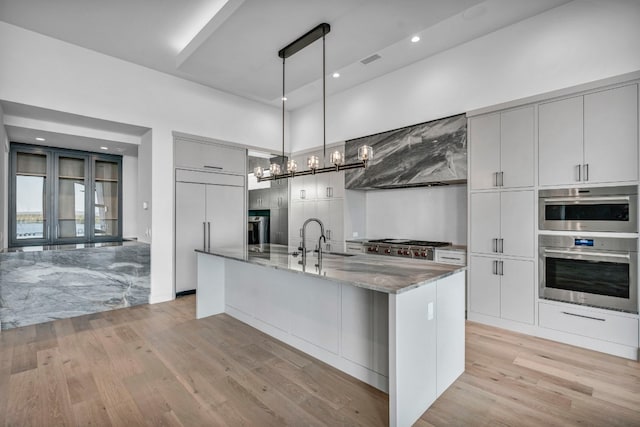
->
<box><xmin>0</xmin><ymin>242</ymin><xmax>150</xmax><ymax>330</ymax></box>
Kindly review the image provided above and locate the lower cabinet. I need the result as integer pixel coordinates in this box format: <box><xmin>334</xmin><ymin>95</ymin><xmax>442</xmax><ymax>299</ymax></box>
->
<box><xmin>538</xmin><ymin>301</ymin><xmax>639</xmax><ymax>348</ymax></box>
<box><xmin>469</xmin><ymin>255</ymin><xmax>534</xmax><ymax>324</ymax></box>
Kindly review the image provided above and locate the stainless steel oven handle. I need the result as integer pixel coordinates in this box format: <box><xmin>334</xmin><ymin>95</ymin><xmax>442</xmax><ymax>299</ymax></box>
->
<box><xmin>543</xmin><ymin>196</ymin><xmax>630</xmax><ymax>203</ymax></box>
<box><xmin>544</xmin><ymin>249</ymin><xmax>630</xmax><ymax>259</ymax></box>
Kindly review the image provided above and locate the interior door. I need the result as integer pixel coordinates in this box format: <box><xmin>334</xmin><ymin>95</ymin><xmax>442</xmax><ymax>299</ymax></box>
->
<box><xmin>206</xmin><ymin>184</ymin><xmax>245</xmax><ymax>250</ymax></box>
<box><xmin>175</xmin><ymin>181</ymin><xmax>206</xmax><ymax>293</ymax></box>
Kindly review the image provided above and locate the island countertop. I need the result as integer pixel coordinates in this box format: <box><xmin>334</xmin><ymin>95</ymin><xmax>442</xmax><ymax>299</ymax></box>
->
<box><xmin>196</xmin><ymin>243</ymin><xmax>465</xmax><ymax>294</ymax></box>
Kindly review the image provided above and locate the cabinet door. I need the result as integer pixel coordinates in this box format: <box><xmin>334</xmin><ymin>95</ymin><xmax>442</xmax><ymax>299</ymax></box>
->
<box><xmin>500</xmin><ymin>190</ymin><xmax>534</xmax><ymax>258</ymax></box>
<box><xmin>316</xmin><ymin>171</ymin><xmax>331</xmax><ymax>199</ymax></box>
<box><xmin>501</xmin><ymin>106</ymin><xmax>534</xmax><ymax>188</ymax></box>
<box><xmin>500</xmin><ymin>259</ymin><xmax>534</xmax><ymax>324</ymax></box>
<box><xmin>469</xmin><ymin>113</ymin><xmax>501</xmax><ymax>190</ymax></box>
<box><xmin>538</xmin><ymin>96</ymin><xmax>584</xmax><ymax>186</ymax></box>
<box><xmin>331</xmin><ymin>170</ymin><xmax>345</xmax><ymax>199</ymax></box>
<box><xmin>302</xmin><ymin>175</ymin><xmax>318</xmax><ymax>200</ymax></box>
<box><xmin>469</xmin><ymin>192</ymin><xmax>500</xmax><ymax>255</ymax></box>
<box><xmin>289</xmin><ymin>203</ymin><xmax>305</xmax><ymax>248</ymax></box>
<box><xmin>290</xmin><ymin>175</ymin><xmax>305</xmax><ymax>202</ymax></box>
<box><xmin>205</xmin><ymin>184</ymin><xmax>245</xmax><ymax>249</ymax></box>
<box><xmin>175</xmin><ymin>182</ymin><xmax>206</xmax><ymax>293</ymax></box>
<box><xmin>328</xmin><ymin>198</ymin><xmax>344</xmax><ymax>243</ymax></box>
<box><xmin>584</xmin><ymin>84</ymin><xmax>638</xmax><ymax>184</ymax></box>
<box><xmin>174</xmin><ymin>139</ymin><xmax>246</xmax><ymax>175</ymax></box>
<box><xmin>469</xmin><ymin>256</ymin><xmax>500</xmax><ymax>317</ymax></box>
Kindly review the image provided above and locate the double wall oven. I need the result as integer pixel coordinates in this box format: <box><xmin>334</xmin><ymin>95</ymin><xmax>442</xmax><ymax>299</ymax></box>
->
<box><xmin>538</xmin><ymin>185</ymin><xmax>638</xmax><ymax>314</ymax></box>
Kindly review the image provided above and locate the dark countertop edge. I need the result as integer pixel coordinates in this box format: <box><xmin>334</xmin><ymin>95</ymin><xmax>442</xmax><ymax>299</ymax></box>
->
<box><xmin>195</xmin><ymin>249</ymin><xmax>466</xmax><ymax>295</ymax></box>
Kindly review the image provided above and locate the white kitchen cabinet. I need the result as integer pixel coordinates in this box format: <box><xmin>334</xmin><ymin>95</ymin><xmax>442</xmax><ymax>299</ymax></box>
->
<box><xmin>470</xmin><ymin>190</ymin><xmax>534</xmax><ymax>258</ymax></box>
<box><xmin>583</xmin><ymin>85</ymin><xmax>638</xmax><ymax>184</ymax></box>
<box><xmin>470</xmin><ymin>106</ymin><xmax>534</xmax><ymax>190</ymax></box>
<box><xmin>175</xmin><ymin>175</ymin><xmax>245</xmax><ymax>293</ymax></box>
<box><xmin>174</xmin><ymin>139</ymin><xmax>246</xmax><ymax>175</ymax></box>
<box><xmin>538</xmin><ymin>301</ymin><xmax>639</xmax><ymax>348</ymax></box>
<box><xmin>434</xmin><ymin>249</ymin><xmax>466</xmax><ymax>265</ymax></box>
<box><xmin>539</xmin><ymin>84</ymin><xmax>638</xmax><ymax>186</ymax></box>
<box><xmin>469</xmin><ymin>255</ymin><xmax>534</xmax><ymax>324</ymax></box>
<box><xmin>316</xmin><ymin>168</ymin><xmax>345</xmax><ymax>199</ymax></box>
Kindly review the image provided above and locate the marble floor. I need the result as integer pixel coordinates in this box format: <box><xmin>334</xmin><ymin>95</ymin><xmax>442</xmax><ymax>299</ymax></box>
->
<box><xmin>0</xmin><ymin>241</ymin><xmax>150</xmax><ymax>330</ymax></box>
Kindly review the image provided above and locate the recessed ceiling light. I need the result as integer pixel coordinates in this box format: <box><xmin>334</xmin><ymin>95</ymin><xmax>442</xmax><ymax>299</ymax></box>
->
<box><xmin>411</xmin><ymin>35</ymin><xmax>420</xmax><ymax>43</ymax></box>
<box><xmin>332</xmin><ymin>72</ymin><xmax>340</xmax><ymax>78</ymax></box>
<box><xmin>35</xmin><ymin>137</ymin><xmax>45</xmax><ymax>141</ymax></box>
<box><xmin>100</xmin><ymin>146</ymin><xmax>108</xmax><ymax>150</ymax></box>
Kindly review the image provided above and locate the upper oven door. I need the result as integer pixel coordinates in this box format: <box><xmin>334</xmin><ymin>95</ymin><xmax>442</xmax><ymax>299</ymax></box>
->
<box><xmin>539</xmin><ymin>186</ymin><xmax>637</xmax><ymax>232</ymax></box>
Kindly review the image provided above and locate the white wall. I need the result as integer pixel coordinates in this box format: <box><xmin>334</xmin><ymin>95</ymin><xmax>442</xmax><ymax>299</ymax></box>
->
<box><xmin>122</xmin><ymin>155</ymin><xmax>138</xmax><ymax>239</ymax></box>
<box><xmin>364</xmin><ymin>186</ymin><xmax>467</xmax><ymax>245</ymax></box>
<box><xmin>137</xmin><ymin>130</ymin><xmax>152</xmax><ymax>244</ymax></box>
<box><xmin>0</xmin><ymin>104</ymin><xmax>7</xmax><ymax>249</ymax></box>
<box><xmin>0</xmin><ymin>22</ymin><xmax>282</xmax><ymax>303</ymax></box>
<box><xmin>291</xmin><ymin>0</ymin><xmax>640</xmax><ymax>150</ymax></box>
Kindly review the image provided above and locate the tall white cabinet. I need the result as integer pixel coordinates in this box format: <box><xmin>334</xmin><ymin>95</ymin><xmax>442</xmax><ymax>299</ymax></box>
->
<box><xmin>468</xmin><ymin>106</ymin><xmax>536</xmax><ymax>325</ymax></box>
<box><xmin>174</xmin><ymin>137</ymin><xmax>246</xmax><ymax>294</ymax></box>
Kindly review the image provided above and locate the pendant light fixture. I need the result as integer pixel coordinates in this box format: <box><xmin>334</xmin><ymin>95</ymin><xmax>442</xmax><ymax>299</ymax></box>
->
<box><xmin>255</xmin><ymin>23</ymin><xmax>372</xmax><ymax>182</ymax></box>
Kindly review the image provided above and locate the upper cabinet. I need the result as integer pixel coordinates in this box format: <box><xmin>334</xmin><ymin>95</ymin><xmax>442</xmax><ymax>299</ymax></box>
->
<box><xmin>469</xmin><ymin>106</ymin><xmax>534</xmax><ymax>190</ymax></box>
<box><xmin>539</xmin><ymin>84</ymin><xmax>638</xmax><ymax>186</ymax></box>
<box><xmin>174</xmin><ymin>138</ymin><xmax>246</xmax><ymax>175</ymax></box>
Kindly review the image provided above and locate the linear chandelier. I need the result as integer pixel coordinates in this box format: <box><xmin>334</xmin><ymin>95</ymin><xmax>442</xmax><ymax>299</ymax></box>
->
<box><xmin>254</xmin><ymin>23</ymin><xmax>373</xmax><ymax>182</ymax></box>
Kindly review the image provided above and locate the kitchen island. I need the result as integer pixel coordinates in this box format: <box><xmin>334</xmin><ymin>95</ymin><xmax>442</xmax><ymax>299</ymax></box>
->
<box><xmin>196</xmin><ymin>244</ymin><xmax>466</xmax><ymax>427</ymax></box>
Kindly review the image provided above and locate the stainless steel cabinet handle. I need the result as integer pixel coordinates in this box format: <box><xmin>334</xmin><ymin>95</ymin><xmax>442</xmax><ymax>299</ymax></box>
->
<box><xmin>207</xmin><ymin>222</ymin><xmax>211</xmax><ymax>251</ymax></box>
<box><xmin>499</xmin><ymin>260</ymin><xmax>504</xmax><ymax>276</ymax></box>
<box><xmin>499</xmin><ymin>238</ymin><xmax>504</xmax><ymax>254</ymax></box>
<box><xmin>561</xmin><ymin>311</ymin><xmax>605</xmax><ymax>322</ymax></box>
<box><xmin>492</xmin><ymin>238</ymin><xmax>498</xmax><ymax>253</ymax></box>
<box><xmin>500</xmin><ymin>171</ymin><xmax>504</xmax><ymax>187</ymax></box>
<box><xmin>300</xmin><ymin>189</ymin><xmax>306</xmax><ymax>199</ymax></box>
<box><xmin>492</xmin><ymin>260</ymin><xmax>497</xmax><ymax>275</ymax></box>
<box><xmin>326</xmin><ymin>229</ymin><xmax>331</xmax><ymax>240</ymax></box>
<box><xmin>584</xmin><ymin>163</ymin><xmax>589</xmax><ymax>181</ymax></box>
<box><xmin>203</xmin><ymin>222</ymin><xmax>206</xmax><ymax>250</ymax></box>
<box><xmin>493</xmin><ymin>172</ymin><xmax>498</xmax><ymax>187</ymax></box>
<box><xmin>577</xmin><ymin>164</ymin><xmax>582</xmax><ymax>181</ymax></box>
<box><xmin>299</xmin><ymin>228</ymin><xmax>303</xmax><ymax>237</ymax></box>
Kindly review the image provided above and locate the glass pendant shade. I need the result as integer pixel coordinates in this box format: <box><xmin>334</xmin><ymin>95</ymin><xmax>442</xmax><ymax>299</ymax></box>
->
<box><xmin>269</xmin><ymin>163</ymin><xmax>282</xmax><ymax>175</ymax></box>
<box><xmin>307</xmin><ymin>155</ymin><xmax>320</xmax><ymax>170</ymax></box>
<box><xmin>287</xmin><ymin>159</ymin><xmax>298</xmax><ymax>173</ymax></box>
<box><xmin>254</xmin><ymin>166</ymin><xmax>264</xmax><ymax>178</ymax></box>
<box><xmin>358</xmin><ymin>145</ymin><xmax>374</xmax><ymax>162</ymax></box>
<box><xmin>330</xmin><ymin>150</ymin><xmax>344</xmax><ymax>166</ymax></box>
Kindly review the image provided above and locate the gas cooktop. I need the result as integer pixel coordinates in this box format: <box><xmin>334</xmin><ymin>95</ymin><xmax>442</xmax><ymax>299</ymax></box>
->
<box><xmin>362</xmin><ymin>238</ymin><xmax>451</xmax><ymax>260</ymax></box>
<box><xmin>365</xmin><ymin>238</ymin><xmax>450</xmax><ymax>247</ymax></box>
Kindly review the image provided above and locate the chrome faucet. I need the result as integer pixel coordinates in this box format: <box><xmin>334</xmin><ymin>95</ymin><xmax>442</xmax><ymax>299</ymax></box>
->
<box><xmin>299</xmin><ymin>218</ymin><xmax>326</xmax><ymax>271</ymax></box>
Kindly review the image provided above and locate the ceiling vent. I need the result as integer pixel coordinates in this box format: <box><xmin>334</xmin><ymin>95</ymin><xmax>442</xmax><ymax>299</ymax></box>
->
<box><xmin>360</xmin><ymin>54</ymin><xmax>381</xmax><ymax>65</ymax></box>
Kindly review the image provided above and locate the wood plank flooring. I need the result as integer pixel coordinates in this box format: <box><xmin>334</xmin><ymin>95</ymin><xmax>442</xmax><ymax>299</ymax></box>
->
<box><xmin>0</xmin><ymin>295</ymin><xmax>638</xmax><ymax>426</ymax></box>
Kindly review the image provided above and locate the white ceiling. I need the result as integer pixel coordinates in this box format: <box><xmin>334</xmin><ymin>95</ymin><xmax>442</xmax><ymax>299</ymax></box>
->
<box><xmin>0</xmin><ymin>0</ymin><xmax>572</xmax><ymax>110</ymax></box>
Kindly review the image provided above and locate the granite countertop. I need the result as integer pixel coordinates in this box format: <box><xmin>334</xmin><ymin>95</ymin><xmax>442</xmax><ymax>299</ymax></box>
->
<box><xmin>196</xmin><ymin>244</ymin><xmax>465</xmax><ymax>294</ymax></box>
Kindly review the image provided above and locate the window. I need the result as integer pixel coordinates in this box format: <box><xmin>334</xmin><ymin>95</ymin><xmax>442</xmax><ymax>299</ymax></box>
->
<box><xmin>9</xmin><ymin>143</ymin><xmax>122</xmax><ymax>247</ymax></box>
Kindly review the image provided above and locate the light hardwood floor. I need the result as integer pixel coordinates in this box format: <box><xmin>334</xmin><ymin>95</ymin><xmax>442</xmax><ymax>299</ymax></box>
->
<box><xmin>0</xmin><ymin>295</ymin><xmax>638</xmax><ymax>426</ymax></box>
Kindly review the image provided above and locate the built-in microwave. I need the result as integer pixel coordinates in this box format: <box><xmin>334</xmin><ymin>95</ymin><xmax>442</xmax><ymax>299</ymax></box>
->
<box><xmin>539</xmin><ymin>235</ymin><xmax>638</xmax><ymax>313</ymax></box>
<box><xmin>539</xmin><ymin>185</ymin><xmax>637</xmax><ymax>233</ymax></box>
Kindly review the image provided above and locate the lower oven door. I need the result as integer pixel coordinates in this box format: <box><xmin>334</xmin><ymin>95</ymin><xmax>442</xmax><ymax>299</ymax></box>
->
<box><xmin>539</xmin><ymin>246</ymin><xmax>638</xmax><ymax>313</ymax></box>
